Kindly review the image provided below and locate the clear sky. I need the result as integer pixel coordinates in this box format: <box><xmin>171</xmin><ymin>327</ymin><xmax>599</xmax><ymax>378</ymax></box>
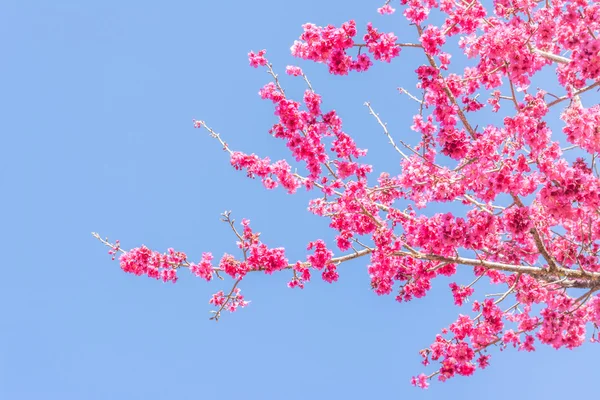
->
<box><xmin>1</xmin><ymin>1</ymin><xmax>598</xmax><ymax>399</ymax></box>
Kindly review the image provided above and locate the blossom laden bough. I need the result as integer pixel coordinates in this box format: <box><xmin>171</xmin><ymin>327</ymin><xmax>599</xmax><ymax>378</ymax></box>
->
<box><xmin>95</xmin><ymin>0</ymin><xmax>600</xmax><ymax>389</ymax></box>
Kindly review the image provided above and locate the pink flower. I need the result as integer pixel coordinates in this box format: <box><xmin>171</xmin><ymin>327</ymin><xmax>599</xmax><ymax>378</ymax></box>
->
<box><xmin>307</xmin><ymin>240</ymin><xmax>333</xmax><ymax>270</ymax></box>
<box><xmin>477</xmin><ymin>355</ymin><xmax>490</xmax><ymax>369</ymax></box>
<box><xmin>411</xmin><ymin>374</ymin><xmax>429</xmax><ymax>389</ymax></box>
<box><xmin>285</xmin><ymin>65</ymin><xmax>303</xmax><ymax>76</ymax></box>
<box><xmin>420</xmin><ymin>26</ymin><xmax>446</xmax><ymax>56</ymax></box>
<box><xmin>378</xmin><ymin>4</ymin><xmax>396</xmax><ymax>15</ymax></box>
<box><xmin>209</xmin><ymin>290</ymin><xmax>226</xmax><ymax>307</ymax></box>
<box><xmin>118</xmin><ymin>246</ymin><xmax>184</xmax><ymax>283</ymax></box>
<box><xmin>209</xmin><ymin>288</ymin><xmax>250</xmax><ymax>313</ymax></box>
<box><xmin>219</xmin><ymin>253</ymin><xmax>247</xmax><ymax>279</ymax></box>
<box><xmin>449</xmin><ymin>283</ymin><xmax>474</xmax><ymax>306</ymax></box>
<box><xmin>190</xmin><ymin>252</ymin><xmax>214</xmax><ymax>281</ymax></box>
<box><xmin>503</xmin><ymin>330</ymin><xmax>521</xmax><ymax>348</ymax></box>
<box><xmin>107</xmin><ymin>239</ymin><xmax>120</xmax><ymax>260</ymax></box>
<box><xmin>364</xmin><ymin>23</ymin><xmax>400</xmax><ymax>62</ymax></box>
<box><xmin>248</xmin><ymin>49</ymin><xmax>268</xmax><ymax>68</ymax></box>
<box><xmin>259</xmin><ymin>82</ymin><xmax>285</xmax><ymax>103</ymax></box>
<box><xmin>322</xmin><ymin>264</ymin><xmax>339</xmax><ymax>283</ymax></box>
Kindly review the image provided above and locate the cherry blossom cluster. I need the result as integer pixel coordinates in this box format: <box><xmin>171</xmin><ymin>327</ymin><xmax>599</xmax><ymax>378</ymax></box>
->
<box><xmin>230</xmin><ymin>151</ymin><xmax>300</xmax><ymax>193</ymax></box>
<box><xmin>209</xmin><ymin>288</ymin><xmax>249</xmax><ymax>313</ymax></box>
<box><xmin>290</xmin><ymin>19</ymin><xmax>404</xmax><ymax>74</ymax></box>
<box><xmin>378</xmin><ymin>3</ymin><xmax>396</xmax><ymax>15</ymax></box>
<box><xmin>118</xmin><ymin>245</ymin><xmax>186</xmax><ymax>283</ymax></box>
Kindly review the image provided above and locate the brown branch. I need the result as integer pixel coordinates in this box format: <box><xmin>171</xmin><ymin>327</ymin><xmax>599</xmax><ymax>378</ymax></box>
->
<box><xmin>210</xmin><ymin>278</ymin><xmax>243</xmax><ymax>321</ymax></box>
<box><xmin>546</xmin><ymin>81</ymin><xmax>600</xmax><ymax>108</ymax></box>
<box><xmin>532</xmin><ymin>48</ymin><xmax>571</xmax><ymax>64</ymax></box>
<box><xmin>365</xmin><ymin>101</ymin><xmax>410</xmax><ymax>160</ymax></box>
<box><xmin>393</xmin><ymin>250</ymin><xmax>600</xmax><ymax>283</ymax></box>
<box><xmin>511</xmin><ymin>194</ymin><xmax>560</xmax><ymax>273</ymax></box>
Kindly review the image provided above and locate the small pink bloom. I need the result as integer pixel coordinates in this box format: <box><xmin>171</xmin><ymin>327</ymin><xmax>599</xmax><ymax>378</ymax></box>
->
<box><xmin>248</xmin><ymin>49</ymin><xmax>268</xmax><ymax>68</ymax></box>
<box><xmin>378</xmin><ymin>4</ymin><xmax>396</xmax><ymax>15</ymax></box>
<box><xmin>285</xmin><ymin>65</ymin><xmax>303</xmax><ymax>76</ymax></box>
<box><xmin>410</xmin><ymin>374</ymin><xmax>429</xmax><ymax>389</ymax></box>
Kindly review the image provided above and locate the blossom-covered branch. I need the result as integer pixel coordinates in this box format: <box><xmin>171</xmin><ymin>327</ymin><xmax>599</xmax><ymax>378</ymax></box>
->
<box><xmin>96</xmin><ymin>0</ymin><xmax>600</xmax><ymax>389</ymax></box>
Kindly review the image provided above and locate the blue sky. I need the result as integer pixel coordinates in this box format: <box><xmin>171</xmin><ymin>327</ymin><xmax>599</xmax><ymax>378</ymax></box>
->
<box><xmin>1</xmin><ymin>1</ymin><xmax>598</xmax><ymax>399</ymax></box>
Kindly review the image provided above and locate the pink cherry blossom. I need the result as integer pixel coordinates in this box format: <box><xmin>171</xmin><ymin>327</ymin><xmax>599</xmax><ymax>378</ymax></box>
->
<box><xmin>285</xmin><ymin>65</ymin><xmax>303</xmax><ymax>76</ymax></box>
<box><xmin>378</xmin><ymin>4</ymin><xmax>396</xmax><ymax>15</ymax></box>
<box><xmin>190</xmin><ymin>252</ymin><xmax>214</xmax><ymax>281</ymax></box>
<box><xmin>248</xmin><ymin>49</ymin><xmax>267</xmax><ymax>68</ymax></box>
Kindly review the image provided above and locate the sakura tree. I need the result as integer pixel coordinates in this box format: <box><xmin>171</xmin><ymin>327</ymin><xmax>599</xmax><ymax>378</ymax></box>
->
<box><xmin>94</xmin><ymin>0</ymin><xmax>600</xmax><ymax>388</ymax></box>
